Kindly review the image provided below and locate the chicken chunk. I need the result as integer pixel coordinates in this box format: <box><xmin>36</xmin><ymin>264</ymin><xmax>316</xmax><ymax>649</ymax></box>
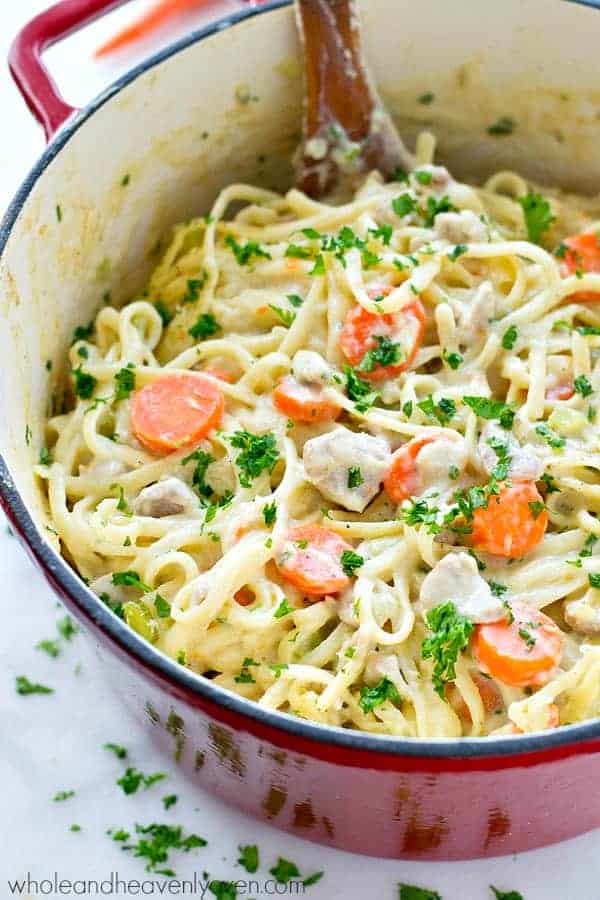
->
<box><xmin>435</xmin><ymin>210</ymin><xmax>488</xmax><ymax>245</ymax></box>
<box><xmin>292</xmin><ymin>350</ymin><xmax>333</xmax><ymax>385</ymax></box>
<box><xmin>420</xmin><ymin>552</ymin><xmax>505</xmax><ymax>623</ymax></box>
<box><xmin>133</xmin><ymin>477</ymin><xmax>197</xmax><ymax>517</ymax></box>
<box><xmin>456</xmin><ymin>280</ymin><xmax>498</xmax><ymax>341</ymax></box>
<box><xmin>477</xmin><ymin>422</ymin><xmax>544</xmax><ymax>482</ymax></box>
<box><xmin>564</xmin><ymin>590</ymin><xmax>600</xmax><ymax>636</ymax></box>
<box><xmin>303</xmin><ymin>428</ymin><xmax>391</xmax><ymax>512</ymax></box>
<box><xmin>416</xmin><ymin>435</ymin><xmax>468</xmax><ymax>491</ymax></box>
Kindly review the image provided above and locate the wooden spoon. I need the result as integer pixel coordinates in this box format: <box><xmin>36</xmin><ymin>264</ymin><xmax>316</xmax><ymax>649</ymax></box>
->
<box><xmin>294</xmin><ymin>0</ymin><xmax>414</xmax><ymax>198</ymax></box>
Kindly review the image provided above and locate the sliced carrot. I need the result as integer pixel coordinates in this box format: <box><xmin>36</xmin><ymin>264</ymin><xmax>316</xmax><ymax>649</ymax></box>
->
<box><xmin>474</xmin><ymin>601</ymin><xmax>563</xmax><ymax>688</ymax></box>
<box><xmin>339</xmin><ymin>298</ymin><xmax>426</xmax><ymax>381</ymax></box>
<box><xmin>131</xmin><ymin>372</ymin><xmax>224</xmax><ymax>453</ymax></box>
<box><xmin>204</xmin><ymin>366</ymin><xmax>235</xmax><ymax>383</ymax></box>
<box><xmin>275</xmin><ymin>524</ymin><xmax>353</xmax><ymax>596</ymax></box>
<box><xmin>560</xmin><ymin>233</ymin><xmax>600</xmax><ymax>302</ymax></box>
<box><xmin>471</xmin><ymin>481</ymin><xmax>548</xmax><ymax>558</ymax></box>
<box><xmin>273</xmin><ymin>376</ymin><xmax>341</xmax><ymax>424</ymax></box>
<box><xmin>384</xmin><ymin>436</ymin><xmax>438</xmax><ymax>504</ymax></box>
<box><xmin>234</xmin><ymin>587</ymin><xmax>255</xmax><ymax>607</ymax></box>
<box><xmin>94</xmin><ymin>0</ymin><xmax>209</xmax><ymax>58</ymax></box>
<box><xmin>545</xmin><ymin>379</ymin><xmax>574</xmax><ymax>402</ymax></box>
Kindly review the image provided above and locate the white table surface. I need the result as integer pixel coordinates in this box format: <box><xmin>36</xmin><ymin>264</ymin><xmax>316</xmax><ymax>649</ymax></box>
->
<box><xmin>1</xmin><ymin>2</ymin><xmax>600</xmax><ymax>898</ymax></box>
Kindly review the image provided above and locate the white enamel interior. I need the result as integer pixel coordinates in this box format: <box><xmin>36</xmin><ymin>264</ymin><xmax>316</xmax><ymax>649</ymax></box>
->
<box><xmin>2</xmin><ymin>0</ymin><xmax>600</xmax><ymax>534</ymax></box>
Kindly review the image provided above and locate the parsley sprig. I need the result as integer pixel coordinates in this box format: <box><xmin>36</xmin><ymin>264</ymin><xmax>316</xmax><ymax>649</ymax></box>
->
<box><xmin>421</xmin><ymin>601</ymin><xmax>474</xmax><ymax>697</ymax></box>
<box><xmin>227</xmin><ymin>431</ymin><xmax>280</xmax><ymax>487</ymax></box>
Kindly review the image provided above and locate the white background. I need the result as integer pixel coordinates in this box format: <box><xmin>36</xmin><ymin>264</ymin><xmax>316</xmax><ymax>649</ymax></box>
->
<box><xmin>1</xmin><ymin>2</ymin><xmax>600</xmax><ymax>898</ymax></box>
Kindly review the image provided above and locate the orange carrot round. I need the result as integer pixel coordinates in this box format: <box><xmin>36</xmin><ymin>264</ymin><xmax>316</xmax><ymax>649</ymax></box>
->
<box><xmin>339</xmin><ymin>298</ymin><xmax>426</xmax><ymax>381</ymax></box>
<box><xmin>474</xmin><ymin>601</ymin><xmax>562</xmax><ymax>688</ymax></box>
<box><xmin>383</xmin><ymin>435</ymin><xmax>438</xmax><ymax>504</ymax></box>
<box><xmin>131</xmin><ymin>372</ymin><xmax>224</xmax><ymax>453</ymax></box>
<box><xmin>234</xmin><ymin>587</ymin><xmax>255</xmax><ymax>607</ymax></box>
<box><xmin>273</xmin><ymin>376</ymin><xmax>341</xmax><ymax>423</ymax></box>
<box><xmin>545</xmin><ymin>380</ymin><xmax>574</xmax><ymax>401</ymax></box>
<box><xmin>204</xmin><ymin>366</ymin><xmax>235</xmax><ymax>383</ymax></box>
<box><xmin>471</xmin><ymin>481</ymin><xmax>548</xmax><ymax>558</ymax></box>
<box><xmin>94</xmin><ymin>0</ymin><xmax>209</xmax><ymax>59</ymax></box>
<box><xmin>276</xmin><ymin>524</ymin><xmax>354</xmax><ymax>596</ymax></box>
<box><xmin>560</xmin><ymin>233</ymin><xmax>600</xmax><ymax>302</ymax></box>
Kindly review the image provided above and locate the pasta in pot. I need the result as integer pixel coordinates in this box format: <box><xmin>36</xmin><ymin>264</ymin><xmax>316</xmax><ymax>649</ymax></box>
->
<box><xmin>38</xmin><ymin>132</ymin><xmax>600</xmax><ymax>739</ymax></box>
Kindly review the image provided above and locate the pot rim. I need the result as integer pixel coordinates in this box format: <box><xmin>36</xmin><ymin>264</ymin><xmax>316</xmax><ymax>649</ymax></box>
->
<box><xmin>2</xmin><ymin>0</ymin><xmax>600</xmax><ymax>761</ymax></box>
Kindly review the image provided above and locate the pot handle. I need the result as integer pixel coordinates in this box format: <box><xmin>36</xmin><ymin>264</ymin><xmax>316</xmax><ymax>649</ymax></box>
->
<box><xmin>9</xmin><ymin>0</ymin><xmax>132</xmax><ymax>141</ymax></box>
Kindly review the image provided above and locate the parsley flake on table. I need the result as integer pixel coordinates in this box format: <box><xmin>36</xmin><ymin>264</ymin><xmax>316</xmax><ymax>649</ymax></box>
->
<box><xmin>208</xmin><ymin>881</ymin><xmax>237</xmax><ymax>900</ymax></box>
<box><xmin>237</xmin><ymin>843</ymin><xmax>259</xmax><ymax>873</ymax></box>
<box><xmin>103</xmin><ymin>742</ymin><xmax>128</xmax><ymax>759</ymax></box>
<box><xmin>116</xmin><ymin>767</ymin><xmax>167</xmax><ymax>795</ymax></box>
<box><xmin>53</xmin><ymin>790</ymin><xmax>75</xmax><ymax>802</ymax></box>
<box><xmin>490</xmin><ymin>887</ymin><xmax>524</xmax><ymax>900</ymax></box>
<box><xmin>269</xmin><ymin>857</ymin><xmax>300</xmax><ymax>884</ymax></box>
<box><xmin>15</xmin><ymin>675</ymin><xmax>54</xmax><ymax>695</ymax></box>
<box><xmin>110</xmin><ymin>821</ymin><xmax>207</xmax><ymax>874</ymax></box>
<box><xmin>36</xmin><ymin>638</ymin><xmax>60</xmax><ymax>658</ymax></box>
<box><xmin>399</xmin><ymin>884</ymin><xmax>442</xmax><ymax>900</ymax></box>
<box><xmin>57</xmin><ymin>615</ymin><xmax>78</xmax><ymax>641</ymax></box>
<box><xmin>421</xmin><ymin>601</ymin><xmax>474</xmax><ymax>697</ymax></box>
<box><xmin>162</xmin><ymin>794</ymin><xmax>178</xmax><ymax>810</ymax></box>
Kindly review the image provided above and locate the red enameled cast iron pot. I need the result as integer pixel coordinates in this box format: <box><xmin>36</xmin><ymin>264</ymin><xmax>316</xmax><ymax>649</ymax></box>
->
<box><xmin>3</xmin><ymin>0</ymin><xmax>600</xmax><ymax>861</ymax></box>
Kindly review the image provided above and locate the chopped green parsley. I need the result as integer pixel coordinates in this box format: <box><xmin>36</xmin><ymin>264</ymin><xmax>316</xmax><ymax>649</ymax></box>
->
<box><xmin>421</xmin><ymin>601</ymin><xmax>474</xmax><ymax>697</ymax></box>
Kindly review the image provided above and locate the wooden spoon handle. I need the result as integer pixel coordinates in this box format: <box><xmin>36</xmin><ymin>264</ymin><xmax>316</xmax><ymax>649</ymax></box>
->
<box><xmin>294</xmin><ymin>0</ymin><xmax>413</xmax><ymax>197</ymax></box>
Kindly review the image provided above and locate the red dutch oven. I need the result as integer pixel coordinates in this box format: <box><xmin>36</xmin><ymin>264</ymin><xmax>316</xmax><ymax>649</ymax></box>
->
<box><xmin>3</xmin><ymin>0</ymin><xmax>600</xmax><ymax>861</ymax></box>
